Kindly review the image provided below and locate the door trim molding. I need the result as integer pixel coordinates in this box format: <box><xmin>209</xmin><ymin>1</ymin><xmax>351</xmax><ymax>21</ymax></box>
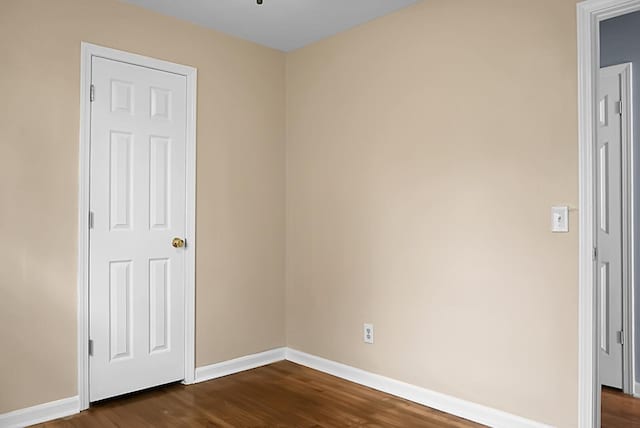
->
<box><xmin>578</xmin><ymin>1</ymin><xmax>640</xmax><ymax>426</ymax></box>
<box><xmin>77</xmin><ymin>42</ymin><xmax>197</xmax><ymax>410</ymax></box>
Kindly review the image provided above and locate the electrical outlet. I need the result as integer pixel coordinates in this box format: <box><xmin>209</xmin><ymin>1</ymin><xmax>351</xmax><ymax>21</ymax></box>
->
<box><xmin>363</xmin><ymin>323</ymin><xmax>374</xmax><ymax>344</ymax></box>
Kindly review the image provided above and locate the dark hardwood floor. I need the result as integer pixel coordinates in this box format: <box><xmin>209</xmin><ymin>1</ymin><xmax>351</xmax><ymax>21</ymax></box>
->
<box><xmin>37</xmin><ymin>361</ymin><xmax>483</xmax><ymax>427</ymax></box>
<box><xmin>602</xmin><ymin>386</ymin><xmax>640</xmax><ymax>428</ymax></box>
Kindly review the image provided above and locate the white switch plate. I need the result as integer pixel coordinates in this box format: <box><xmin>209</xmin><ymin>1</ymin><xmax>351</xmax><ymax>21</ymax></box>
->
<box><xmin>363</xmin><ymin>323</ymin><xmax>374</xmax><ymax>344</ymax></box>
<box><xmin>551</xmin><ymin>206</ymin><xmax>569</xmax><ymax>233</ymax></box>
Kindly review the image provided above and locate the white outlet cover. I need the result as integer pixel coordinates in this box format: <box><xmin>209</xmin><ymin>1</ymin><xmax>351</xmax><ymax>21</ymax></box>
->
<box><xmin>551</xmin><ymin>206</ymin><xmax>569</xmax><ymax>233</ymax></box>
<box><xmin>364</xmin><ymin>323</ymin><xmax>374</xmax><ymax>344</ymax></box>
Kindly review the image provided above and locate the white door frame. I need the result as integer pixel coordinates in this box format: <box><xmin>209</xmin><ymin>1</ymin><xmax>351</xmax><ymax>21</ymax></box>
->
<box><xmin>76</xmin><ymin>42</ymin><xmax>197</xmax><ymax>410</ymax></box>
<box><xmin>578</xmin><ymin>1</ymin><xmax>638</xmax><ymax>426</ymax></box>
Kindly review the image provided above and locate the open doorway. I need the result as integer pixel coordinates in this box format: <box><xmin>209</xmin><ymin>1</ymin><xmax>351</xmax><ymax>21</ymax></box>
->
<box><xmin>598</xmin><ymin>8</ymin><xmax>638</xmax><ymax>428</ymax></box>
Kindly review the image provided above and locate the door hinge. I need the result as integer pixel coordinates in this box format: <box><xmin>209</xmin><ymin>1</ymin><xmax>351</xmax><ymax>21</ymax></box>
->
<box><xmin>615</xmin><ymin>100</ymin><xmax>623</xmax><ymax>115</ymax></box>
<box><xmin>90</xmin><ymin>84</ymin><xmax>95</xmax><ymax>102</ymax></box>
<box><xmin>593</xmin><ymin>247</ymin><xmax>598</xmax><ymax>261</ymax></box>
<box><xmin>617</xmin><ymin>330</ymin><xmax>624</xmax><ymax>345</ymax></box>
<box><xmin>88</xmin><ymin>339</ymin><xmax>94</xmax><ymax>356</ymax></box>
<box><xmin>89</xmin><ymin>211</ymin><xmax>94</xmax><ymax>229</ymax></box>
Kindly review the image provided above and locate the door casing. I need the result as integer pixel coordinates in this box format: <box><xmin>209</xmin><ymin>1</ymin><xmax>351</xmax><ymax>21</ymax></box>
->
<box><xmin>77</xmin><ymin>42</ymin><xmax>197</xmax><ymax>410</ymax></box>
<box><xmin>578</xmin><ymin>1</ymin><xmax>638</xmax><ymax>427</ymax></box>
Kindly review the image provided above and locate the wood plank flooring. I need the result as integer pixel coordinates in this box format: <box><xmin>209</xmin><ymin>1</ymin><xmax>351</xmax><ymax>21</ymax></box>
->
<box><xmin>38</xmin><ymin>361</ymin><xmax>483</xmax><ymax>427</ymax></box>
<box><xmin>602</xmin><ymin>386</ymin><xmax>640</xmax><ymax>428</ymax></box>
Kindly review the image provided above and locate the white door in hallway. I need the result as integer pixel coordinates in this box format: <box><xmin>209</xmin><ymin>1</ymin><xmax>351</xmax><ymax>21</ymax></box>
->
<box><xmin>89</xmin><ymin>56</ymin><xmax>188</xmax><ymax>401</ymax></box>
<box><xmin>597</xmin><ymin>64</ymin><xmax>624</xmax><ymax>389</ymax></box>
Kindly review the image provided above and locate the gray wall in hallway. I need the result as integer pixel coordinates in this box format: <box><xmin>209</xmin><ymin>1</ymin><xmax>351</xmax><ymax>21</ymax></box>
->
<box><xmin>601</xmin><ymin>10</ymin><xmax>640</xmax><ymax>383</ymax></box>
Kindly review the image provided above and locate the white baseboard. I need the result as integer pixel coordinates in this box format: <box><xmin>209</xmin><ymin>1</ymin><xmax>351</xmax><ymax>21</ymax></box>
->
<box><xmin>0</xmin><ymin>348</ymin><xmax>286</xmax><ymax>427</ymax></box>
<box><xmin>634</xmin><ymin>381</ymin><xmax>640</xmax><ymax>398</ymax></box>
<box><xmin>195</xmin><ymin>347</ymin><xmax>286</xmax><ymax>383</ymax></box>
<box><xmin>1</xmin><ymin>347</ymin><xmax>551</xmax><ymax>428</ymax></box>
<box><xmin>285</xmin><ymin>348</ymin><xmax>551</xmax><ymax>428</ymax></box>
<box><xmin>0</xmin><ymin>396</ymin><xmax>79</xmax><ymax>428</ymax></box>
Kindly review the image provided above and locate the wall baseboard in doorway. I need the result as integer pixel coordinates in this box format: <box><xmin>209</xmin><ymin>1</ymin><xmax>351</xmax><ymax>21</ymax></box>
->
<box><xmin>285</xmin><ymin>348</ymin><xmax>551</xmax><ymax>428</ymax></box>
<box><xmin>0</xmin><ymin>396</ymin><xmax>79</xmax><ymax>428</ymax></box>
<box><xmin>194</xmin><ymin>347</ymin><xmax>287</xmax><ymax>383</ymax></box>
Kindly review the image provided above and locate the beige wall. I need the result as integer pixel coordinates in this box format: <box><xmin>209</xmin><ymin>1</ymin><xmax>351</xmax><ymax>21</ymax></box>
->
<box><xmin>286</xmin><ymin>1</ymin><xmax>578</xmax><ymax>427</ymax></box>
<box><xmin>1</xmin><ymin>0</ymin><xmax>582</xmax><ymax>425</ymax></box>
<box><xmin>0</xmin><ymin>0</ymin><xmax>285</xmax><ymax>413</ymax></box>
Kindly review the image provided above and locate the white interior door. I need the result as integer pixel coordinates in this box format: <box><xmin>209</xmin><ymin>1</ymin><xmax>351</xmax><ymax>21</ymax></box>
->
<box><xmin>89</xmin><ymin>56</ymin><xmax>188</xmax><ymax>402</ymax></box>
<box><xmin>597</xmin><ymin>65</ymin><xmax>624</xmax><ymax>389</ymax></box>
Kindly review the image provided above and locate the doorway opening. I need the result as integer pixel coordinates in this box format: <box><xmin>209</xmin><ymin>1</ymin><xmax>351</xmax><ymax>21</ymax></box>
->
<box><xmin>597</xmin><ymin>57</ymin><xmax>636</xmax><ymax>428</ymax></box>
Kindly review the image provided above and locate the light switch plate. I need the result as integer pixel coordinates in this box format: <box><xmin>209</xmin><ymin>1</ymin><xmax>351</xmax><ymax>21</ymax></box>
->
<box><xmin>551</xmin><ymin>206</ymin><xmax>569</xmax><ymax>233</ymax></box>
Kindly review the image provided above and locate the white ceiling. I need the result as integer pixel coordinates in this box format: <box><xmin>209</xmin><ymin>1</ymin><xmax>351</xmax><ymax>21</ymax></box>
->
<box><xmin>121</xmin><ymin>0</ymin><xmax>420</xmax><ymax>52</ymax></box>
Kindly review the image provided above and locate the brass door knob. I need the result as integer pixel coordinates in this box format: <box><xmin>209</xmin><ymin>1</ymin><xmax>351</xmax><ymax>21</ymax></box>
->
<box><xmin>172</xmin><ymin>237</ymin><xmax>185</xmax><ymax>248</ymax></box>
